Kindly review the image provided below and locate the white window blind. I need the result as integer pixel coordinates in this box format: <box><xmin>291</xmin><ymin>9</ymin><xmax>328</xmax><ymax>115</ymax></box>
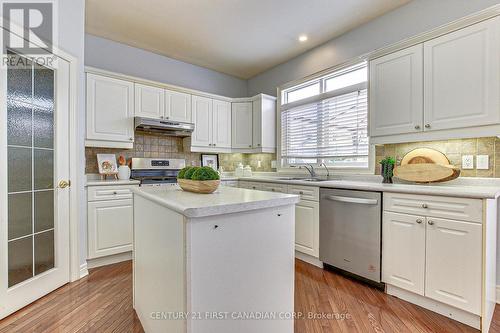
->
<box><xmin>280</xmin><ymin>62</ymin><xmax>368</xmax><ymax>167</ymax></box>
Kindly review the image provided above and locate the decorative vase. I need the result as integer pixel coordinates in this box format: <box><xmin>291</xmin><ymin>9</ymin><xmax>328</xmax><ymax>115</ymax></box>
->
<box><xmin>117</xmin><ymin>165</ymin><xmax>131</xmax><ymax>180</ymax></box>
<box><xmin>381</xmin><ymin>163</ymin><xmax>394</xmax><ymax>183</ymax></box>
<box><xmin>178</xmin><ymin>179</ymin><xmax>220</xmax><ymax>194</ymax></box>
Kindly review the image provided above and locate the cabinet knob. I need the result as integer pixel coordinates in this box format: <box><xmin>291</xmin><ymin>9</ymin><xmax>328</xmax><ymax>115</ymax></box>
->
<box><xmin>271</xmin><ymin>188</ymin><xmax>275</xmax><ymax>191</ymax></box>
<box><xmin>428</xmin><ymin>220</ymin><xmax>434</xmax><ymax>225</ymax></box>
<box><xmin>160</xmin><ymin>116</ymin><xmax>164</xmax><ymax>119</ymax></box>
<box><xmin>425</xmin><ymin>124</ymin><xmax>431</xmax><ymax>128</ymax></box>
<box><xmin>258</xmin><ymin>144</ymin><xmax>261</xmax><ymax>146</ymax></box>
<box><xmin>422</xmin><ymin>203</ymin><xmax>428</xmax><ymax>208</ymax></box>
<box><xmin>129</xmin><ymin>137</ymin><xmax>133</xmax><ymax>141</ymax></box>
<box><xmin>165</xmin><ymin>116</ymin><xmax>169</xmax><ymax>119</ymax></box>
<box><xmin>416</xmin><ymin>218</ymin><xmax>423</xmax><ymax>224</ymax></box>
<box><xmin>414</xmin><ymin>125</ymin><xmax>420</xmax><ymax>130</ymax></box>
<box><xmin>113</xmin><ymin>191</ymin><xmax>118</xmax><ymax>195</ymax></box>
<box><xmin>299</xmin><ymin>191</ymin><xmax>304</xmax><ymax>194</ymax></box>
<box><xmin>213</xmin><ymin>143</ymin><xmax>216</xmax><ymax>146</ymax></box>
<box><xmin>248</xmin><ymin>145</ymin><xmax>252</xmax><ymax>148</ymax></box>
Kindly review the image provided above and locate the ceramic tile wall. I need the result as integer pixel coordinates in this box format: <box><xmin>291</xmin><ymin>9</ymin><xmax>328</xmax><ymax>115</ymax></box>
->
<box><xmin>85</xmin><ymin>131</ymin><xmax>277</xmax><ymax>174</ymax></box>
<box><xmin>375</xmin><ymin>137</ymin><xmax>500</xmax><ymax>177</ymax></box>
<box><xmin>219</xmin><ymin>153</ymin><xmax>276</xmax><ymax>172</ymax></box>
<box><xmin>85</xmin><ymin>132</ymin><xmax>201</xmax><ymax>173</ymax></box>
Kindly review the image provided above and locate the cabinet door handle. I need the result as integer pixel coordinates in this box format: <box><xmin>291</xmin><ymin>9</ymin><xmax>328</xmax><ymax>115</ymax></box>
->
<box><xmin>425</xmin><ymin>124</ymin><xmax>431</xmax><ymax>128</ymax></box>
<box><xmin>416</xmin><ymin>218</ymin><xmax>423</xmax><ymax>224</ymax></box>
<box><xmin>428</xmin><ymin>220</ymin><xmax>434</xmax><ymax>225</ymax></box>
<box><xmin>414</xmin><ymin>125</ymin><xmax>420</xmax><ymax>130</ymax></box>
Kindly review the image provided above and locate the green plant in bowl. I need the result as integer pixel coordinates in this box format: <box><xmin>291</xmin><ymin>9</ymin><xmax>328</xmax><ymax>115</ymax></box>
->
<box><xmin>191</xmin><ymin>166</ymin><xmax>220</xmax><ymax>181</ymax></box>
<box><xmin>177</xmin><ymin>166</ymin><xmax>192</xmax><ymax>179</ymax></box>
<box><xmin>183</xmin><ymin>166</ymin><xmax>200</xmax><ymax>180</ymax></box>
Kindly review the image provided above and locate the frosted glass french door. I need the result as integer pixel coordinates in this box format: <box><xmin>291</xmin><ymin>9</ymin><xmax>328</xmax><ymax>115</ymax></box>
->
<box><xmin>0</xmin><ymin>51</ymin><xmax>70</xmax><ymax>319</ymax></box>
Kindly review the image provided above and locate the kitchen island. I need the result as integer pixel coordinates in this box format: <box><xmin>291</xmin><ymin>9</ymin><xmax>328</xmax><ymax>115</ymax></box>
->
<box><xmin>132</xmin><ymin>186</ymin><xmax>300</xmax><ymax>333</ymax></box>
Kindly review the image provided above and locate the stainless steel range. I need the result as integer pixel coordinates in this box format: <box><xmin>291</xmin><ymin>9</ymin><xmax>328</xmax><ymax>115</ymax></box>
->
<box><xmin>131</xmin><ymin>158</ymin><xmax>186</xmax><ymax>187</ymax></box>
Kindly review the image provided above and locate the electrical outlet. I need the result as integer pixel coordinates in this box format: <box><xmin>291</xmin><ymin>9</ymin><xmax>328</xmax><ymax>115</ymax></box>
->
<box><xmin>477</xmin><ymin>155</ymin><xmax>489</xmax><ymax>170</ymax></box>
<box><xmin>462</xmin><ymin>155</ymin><xmax>474</xmax><ymax>169</ymax></box>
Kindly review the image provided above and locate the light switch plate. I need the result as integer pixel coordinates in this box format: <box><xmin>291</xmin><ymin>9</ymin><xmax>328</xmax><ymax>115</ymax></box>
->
<box><xmin>477</xmin><ymin>155</ymin><xmax>489</xmax><ymax>170</ymax></box>
<box><xmin>462</xmin><ymin>155</ymin><xmax>474</xmax><ymax>169</ymax></box>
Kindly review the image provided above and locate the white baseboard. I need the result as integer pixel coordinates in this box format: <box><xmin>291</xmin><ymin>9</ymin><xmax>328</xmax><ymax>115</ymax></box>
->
<box><xmin>87</xmin><ymin>251</ymin><xmax>133</xmax><ymax>269</ymax></box>
<box><xmin>295</xmin><ymin>251</ymin><xmax>323</xmax><ymax>268</ymax></box>
<box><xmin>79</xmin><ymin>262</ymin><xmax>89</xmax><ymax>279</ymax></box>
<box><xmin>496</xmin><ymin>285</ymin><xmax>500</xmax><ymax>304</ymax></box>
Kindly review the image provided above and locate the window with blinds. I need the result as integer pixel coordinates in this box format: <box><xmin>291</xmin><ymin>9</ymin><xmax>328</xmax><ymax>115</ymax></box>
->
<box><xmin>280</xmin><ymin>62</ymin><xmax>369</xmax><ymax>168</ymax></box>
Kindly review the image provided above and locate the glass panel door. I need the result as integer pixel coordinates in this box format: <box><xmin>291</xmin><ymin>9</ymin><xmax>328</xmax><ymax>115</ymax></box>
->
<box><xmin>6</xmin><ymin>52</ymin><xmax>55</xmax><ymax>287</ymax></box>
<box><xmin>1</xmin><ymin>47</ymin><xmax>70</xmax><ymax>320</ymax></box>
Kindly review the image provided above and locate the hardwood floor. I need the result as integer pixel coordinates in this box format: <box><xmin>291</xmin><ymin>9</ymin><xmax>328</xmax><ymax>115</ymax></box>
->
<box><xmin>1</xmin><ymin>259</ymin><xmax>499</xmax><ymax>332</ymax></box>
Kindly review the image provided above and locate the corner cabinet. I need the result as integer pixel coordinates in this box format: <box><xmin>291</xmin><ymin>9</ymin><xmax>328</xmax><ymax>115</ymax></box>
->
<box><xmin>191</xmin><ymin>96</ymin><xmax>231</xmax><ymax>151</ymax></box>
<box><xmin>252</xmin><ymin>94</ymin><xmax>277</xmax><ymax>152</ymax></box>
<box><xmin>231</xmin><ymin>102</ymin><xmax>253</xmax><ymax>149</ymax></box>
<box><xmin>369</xmin><ymin>16</ymin><xmax>500</xmax><ymax>144</ymax></box>
<box><xmin>382</xmin><ymin>192</ymin><xmax>495</xmax><ymax>332</ymax></box>
<box><xmin>86</xmin><ymin>73</ymin><xmax>135</xmax><ymax>148</ymax></box>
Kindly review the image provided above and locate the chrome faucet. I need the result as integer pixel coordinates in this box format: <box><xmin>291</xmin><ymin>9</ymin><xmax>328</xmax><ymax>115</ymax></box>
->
<box><xmin>319</xmin><ymin>163</ymin><xmax>330</xmax><ymax>178</ymax></box>
<box><xmin>300</xmin><ymin>164</ymin><xmax>317</xmax><ymax>178</ymax></box>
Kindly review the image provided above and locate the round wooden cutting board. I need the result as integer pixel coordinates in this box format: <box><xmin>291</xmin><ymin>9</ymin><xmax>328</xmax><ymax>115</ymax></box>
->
<box><xmin>400</xmin><ymin>148</ymin><xmax>450</xmax><ymax>165</ymax></box>
<box><xmin>394</xmin><ymin>148</ymin><xmax>460</xmax><ymax>183</ymax></box>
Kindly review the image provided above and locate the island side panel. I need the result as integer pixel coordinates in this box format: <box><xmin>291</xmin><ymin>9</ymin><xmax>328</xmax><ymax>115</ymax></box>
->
<box><xmin>134</xmin><ymin>195</ymin><xmax>186</xmax><ymax>333</ymax></box>
<box><xmin>186</xmin><ymin>205</ymin><xmax>295</xmax><ymax>333</ymax></box>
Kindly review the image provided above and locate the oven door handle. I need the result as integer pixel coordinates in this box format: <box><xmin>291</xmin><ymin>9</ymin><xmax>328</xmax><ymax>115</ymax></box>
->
<box><xmin>325</xmin><ymin>195</ymin><xmax>378</xmax><ymax>205</ymax></box>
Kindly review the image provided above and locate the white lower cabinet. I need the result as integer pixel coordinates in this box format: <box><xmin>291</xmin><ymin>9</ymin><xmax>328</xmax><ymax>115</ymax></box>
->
<box><xmin>382</xmin><ymin>211</ymin><xmax>425</xmax><ymax>295</ymax></box>
<box><xmin>238</xmin><ymin>181</ymin><xmax>320</xmax><ymax>258</ymax></box>
<box><xmin>382</xmin><ymin>192</ymin><xmax>490</xmax><ymax>329</ymax></box>
<box><xmin>87</xmin><ymin>185</ymin><xmax>136</xmax><ymax>259</ymax></box>
<box><xmin>425</xmin><ymin>217</ymin><xmax>482</xmax><ymax>314</ymax></box>
<box><xmin>294</xmin><ymin>199</ymin><xmax>319</xmax><ymax>258</ymax></box>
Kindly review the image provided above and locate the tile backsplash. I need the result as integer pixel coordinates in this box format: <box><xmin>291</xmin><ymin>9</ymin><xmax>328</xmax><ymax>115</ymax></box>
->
<box><xmin>85</xmin><ymin>132</ymin><xmax>201</xmax><ymax>173</ymax></box>
<box><xmin>375</xmin><ymin>137</ymin><xmax>500</xmax><ymax>178</ymax></box>
<box><xmin>85</xmin><ymin>131</ymin><xmax>277</xmax><ymax>174</ymax></box>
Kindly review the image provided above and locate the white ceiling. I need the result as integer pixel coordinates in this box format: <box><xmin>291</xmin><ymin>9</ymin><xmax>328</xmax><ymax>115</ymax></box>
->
<box><xmin>86</xmin><ymin>0</ymin><xmax>411</xmax><ymax>79</ymax></box>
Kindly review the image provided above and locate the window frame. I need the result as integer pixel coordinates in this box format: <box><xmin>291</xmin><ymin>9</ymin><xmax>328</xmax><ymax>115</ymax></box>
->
<box><xmin>277</xmin><ymin>60</ymin><xmax>374</xmax><ymax>174</ymax></box>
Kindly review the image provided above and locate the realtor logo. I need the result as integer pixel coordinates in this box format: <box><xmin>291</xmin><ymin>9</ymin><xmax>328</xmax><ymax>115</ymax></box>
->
<box><xmin>1</xmin><ymin>0</ymin><xmax>56</xmax><ymax>54</ymax></box>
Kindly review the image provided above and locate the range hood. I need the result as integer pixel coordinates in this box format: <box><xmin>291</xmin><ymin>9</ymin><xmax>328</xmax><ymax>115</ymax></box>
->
<box><xmin>134</xmin><ymin>117</ymin><xmax>194</xmax><ymax>137</ymax></box>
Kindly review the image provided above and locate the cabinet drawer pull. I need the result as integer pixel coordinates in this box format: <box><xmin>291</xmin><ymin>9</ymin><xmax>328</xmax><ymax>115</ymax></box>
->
<box><xmin>428</xmin><ymin>220</ymin><xmax>434</xmax><ymax>225</ymax></box>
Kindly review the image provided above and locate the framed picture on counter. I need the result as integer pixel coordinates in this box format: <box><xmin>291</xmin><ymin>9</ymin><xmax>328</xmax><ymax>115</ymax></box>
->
<box><xmin>201</xmin><ymin>154</ymin><xmax>219</xmax><ymax>171</ymax></box>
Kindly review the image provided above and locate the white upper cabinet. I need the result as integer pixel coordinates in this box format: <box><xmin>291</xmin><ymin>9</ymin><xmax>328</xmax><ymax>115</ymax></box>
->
<box><xmin>135</xmin><ymin>83</ymin><xmax>165</xmax><ymax>119</ymax></box>
<box><xmin>252</xmin><ymin>95</ymin><xmax>277</xmax><ymax>151</ymax></box>
<box><xmin>369</xmin><ymin>44</ymin><xmax>423</xmax><ymax>137</ymax></box>
<box><xmin>86</xmin><ymin>73</ymin><xmax>134</xmax><ymax>147</ymax></box>
<box><xmin>165</xmin><ymin>89</ymin><xmax>192</xmax><ymax>123</ymax></box>
<box><xmin>212</xmin><ymin>99</ymin><xmax>232</xmax><ymax>148</ymax></box>
<box><xmin>231</xmin><ymin>102</ymin><xmax>253</xmax><ymax>149</ymax></box>
<box><xmin>423</xmin><ymin>16</ymin><xmax>499</xmax><ymax>131</ymax></box>
<box><xmin>191</xmin><ymin>95</ymin><xmax>213</xmax><ymax>147</ymax></box>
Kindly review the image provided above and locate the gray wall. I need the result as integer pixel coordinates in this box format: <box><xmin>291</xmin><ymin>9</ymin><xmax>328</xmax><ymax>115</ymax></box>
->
<box><xmin>247</xmin><ymin>0</ymin><xmax>500</xmax><ymax>96</ymax></box>
<box><xmin>58</xmin><ymin>0</ymin><xmax>86</xmax><ymax>268</ymax></box>
<box><xmin>85</xmin><ymin>34</ymin><xmax>248</xmax><ymax>98</ymax></box>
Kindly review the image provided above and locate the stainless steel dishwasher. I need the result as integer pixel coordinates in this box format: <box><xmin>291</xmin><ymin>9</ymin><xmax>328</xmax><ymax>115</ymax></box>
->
<box><xmin>319</xmin><ymin>188</ymin><xmax>382</xmax><ymax>284</ymax></box>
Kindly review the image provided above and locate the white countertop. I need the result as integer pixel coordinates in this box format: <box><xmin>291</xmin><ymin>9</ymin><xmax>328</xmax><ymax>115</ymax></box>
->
<box><xmin>233</xmin><ymin>176</ymin><xmax>500</xmax><ymax>199</ymax></box>
<box><xmin>86</xmin><ymin>179</ymin><xmax>140</xmax><ymax>186</ymax></box>
<box><xmin>133</xmin><ymin>186</ymin><xmax>300</xmax><ymax>218</ymax></box>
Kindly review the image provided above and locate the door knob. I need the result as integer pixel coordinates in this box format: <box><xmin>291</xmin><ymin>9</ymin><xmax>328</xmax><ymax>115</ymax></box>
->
<box><xmin>58</xmin><ymin>180</ymin><xmax>71</xmax><ymax>189</ymax></box>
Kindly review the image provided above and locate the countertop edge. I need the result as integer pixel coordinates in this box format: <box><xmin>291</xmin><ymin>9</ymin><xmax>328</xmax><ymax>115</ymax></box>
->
<box><xmin>133</xmin><ymin>188</ymin><xmax>300</xmax><ymax>218</ymax></box>
<box><xmin>233</xmin><ymin>177</ymin><xmax>500</xmax><ymax>199</ymax></box>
